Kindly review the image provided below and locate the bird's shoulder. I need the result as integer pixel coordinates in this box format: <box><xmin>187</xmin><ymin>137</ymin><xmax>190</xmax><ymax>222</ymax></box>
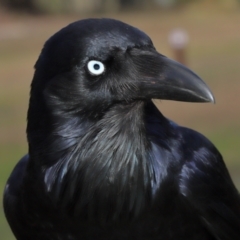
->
<box><xmin>4</xmin><ymin>154</ymin><xmax>29</xmax><ymax>201</ymax></box>
<box><xmin>3</xmin><ymin>155</ymin><xmax>29</xmax><ymax>238</ymax></box>
<box><xmin>175</xmin><ymin>125</ymin><xmax>234</xmax><ymax>197</ymax></box>
<box><xmin>176</xmin><ymin>126</ymin><xmax>240</xmax><ymax>239</ymax></box>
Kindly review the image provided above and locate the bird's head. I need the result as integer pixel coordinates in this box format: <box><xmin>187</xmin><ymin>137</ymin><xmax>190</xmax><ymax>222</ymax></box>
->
<box><xmin>26</xmin><ymin>19</ymin><xmax>215</xmax><ymax>207</ymax></box>
<box><xmin>29</xmin><ymin>18</ymin><xmax>214</xmax><ymax>123</ymax></box>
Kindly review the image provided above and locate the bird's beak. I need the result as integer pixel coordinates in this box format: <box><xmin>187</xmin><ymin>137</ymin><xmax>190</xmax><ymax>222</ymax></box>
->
<box><xmin>131</xmin><ymin>49</ymin><xmax>214</xmax><ymax>103</ymax></box>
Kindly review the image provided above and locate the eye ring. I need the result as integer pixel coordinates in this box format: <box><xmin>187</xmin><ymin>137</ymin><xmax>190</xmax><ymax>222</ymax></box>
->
<box><xmin>87</xmin><ymin>60</ymin><xmax>105</xmax><ymax>76</ymax></box>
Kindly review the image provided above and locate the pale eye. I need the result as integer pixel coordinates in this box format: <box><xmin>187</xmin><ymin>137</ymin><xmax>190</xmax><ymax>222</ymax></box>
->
<box><xmin>87</xmin><ymin>60</ymin><xmax>105</xmax><ymax>76</ymax></box>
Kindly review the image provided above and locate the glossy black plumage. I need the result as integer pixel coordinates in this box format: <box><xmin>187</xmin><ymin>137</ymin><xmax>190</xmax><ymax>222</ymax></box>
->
<box><xmin>3</xmin><ymin>18</ymin><xmax>240</xmax><ymax>240</ymax></box>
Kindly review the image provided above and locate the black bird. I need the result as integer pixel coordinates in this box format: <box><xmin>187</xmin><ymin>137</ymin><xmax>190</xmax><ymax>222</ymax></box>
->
<box><xmin>4</xmin><ymin>18</ymin><xmax>240</xmax><ymax>240</ymax></box>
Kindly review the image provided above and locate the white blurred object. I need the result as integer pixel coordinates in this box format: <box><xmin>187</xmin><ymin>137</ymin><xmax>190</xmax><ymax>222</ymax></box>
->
<box><xmin>168</xmin><ymin>29</ymin><xmax>189</xmax><ymax>50</ymax></box>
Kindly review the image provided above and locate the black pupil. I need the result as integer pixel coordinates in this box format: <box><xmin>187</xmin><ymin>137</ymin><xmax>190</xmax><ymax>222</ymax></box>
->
<box><xmin>93</xmin><ymin>64</ymin><xmax>100</xmax><ymax>70</ymax></box>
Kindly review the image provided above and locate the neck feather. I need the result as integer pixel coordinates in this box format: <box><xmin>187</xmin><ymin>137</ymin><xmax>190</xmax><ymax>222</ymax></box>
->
<box><xmin>41</xmin><ymin>101</ymin><xmax>153</xmax><ymax>222</ymax></box>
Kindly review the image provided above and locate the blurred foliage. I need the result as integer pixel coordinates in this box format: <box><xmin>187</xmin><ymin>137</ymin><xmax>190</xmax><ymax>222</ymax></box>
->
<box><xmin>0</xmin><ymin>0</ymin><xmax>38</xmax><ymax>12</ymax></box>
<box><xmin>1</xmin><ymin>0</ymin><xmax>239</xmax><ymax>14</ymax></box>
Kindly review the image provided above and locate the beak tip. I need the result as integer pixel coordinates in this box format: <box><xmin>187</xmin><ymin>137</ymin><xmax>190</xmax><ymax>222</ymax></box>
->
<box><xmin>211</xmin><ymin>97</ymin><xmax>216</xmax><ymax>104</ymax></box>
<box><xmin>205</xmin><ymin>90</ymin><xmax>215</xmax><ymax>104</ymax></box>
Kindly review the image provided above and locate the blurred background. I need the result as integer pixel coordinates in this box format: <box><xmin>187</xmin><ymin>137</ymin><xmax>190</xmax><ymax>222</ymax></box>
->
<box><xmin>0</xmin><ymin>0</ymin><xmax>240</xmax><ymax>239</ymax></box>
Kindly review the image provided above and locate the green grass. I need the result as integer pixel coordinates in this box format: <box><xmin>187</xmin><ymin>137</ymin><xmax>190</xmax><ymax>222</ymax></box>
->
<box><xmin>209</xmin><ymin>128</ymin><xmax>240</xmax><ymax>161</ymax></box>
<box><xmin>207</xmin><ymin>127</ymin><xmax>240</xmax><ymax>200</ymax></box>
<box><xmin>1</xmin><ymin>5</ymin><xmax>240</xmax><ymax>239</ymax></box>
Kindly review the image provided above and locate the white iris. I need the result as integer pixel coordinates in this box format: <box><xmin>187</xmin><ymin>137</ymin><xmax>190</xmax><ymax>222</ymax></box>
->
<box><xmin>87</xmin><ymin>60</ymin><xmax>105</xmax><ymax>76</ymax></box>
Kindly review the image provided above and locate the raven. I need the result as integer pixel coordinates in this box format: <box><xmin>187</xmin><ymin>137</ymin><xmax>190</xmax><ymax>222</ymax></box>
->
<box><xmin>4</xmin><ymin>18</ymin><xmax>240</xmax><ymax>240</ymax></box>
